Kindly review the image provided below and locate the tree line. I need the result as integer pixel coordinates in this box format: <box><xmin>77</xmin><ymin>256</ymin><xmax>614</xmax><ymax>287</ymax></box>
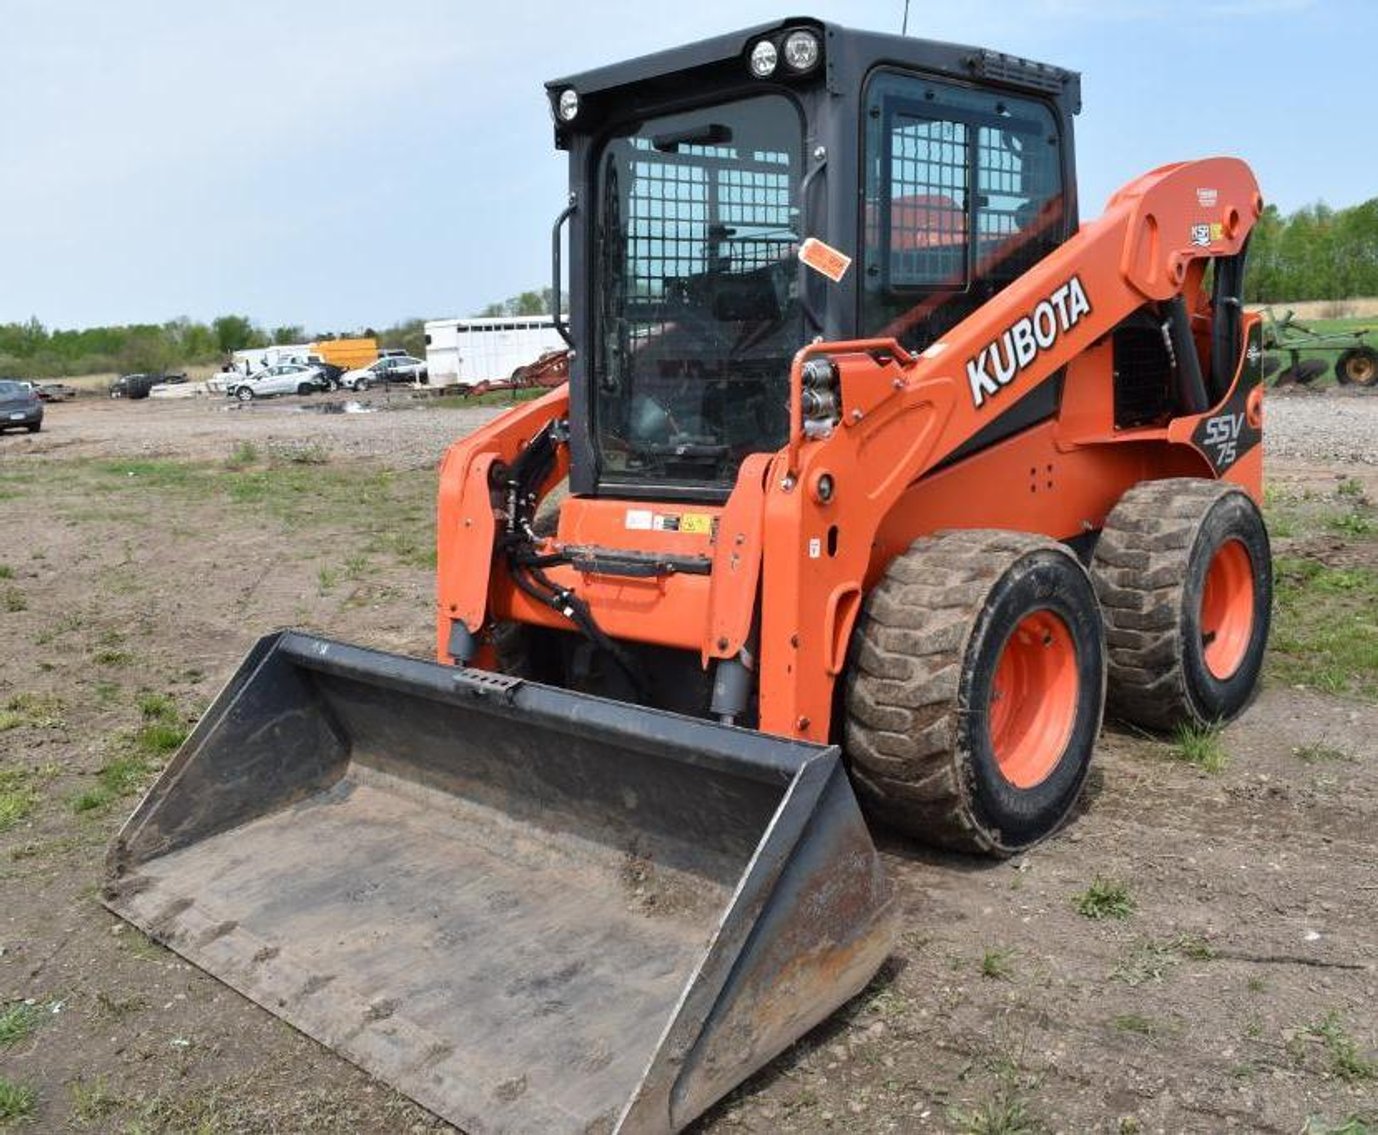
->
<box><xmin>0</xmin><ymin>288</ymin><xmax>558</xmax><ymax>379</ymax></box>
<box><xmin>1244</xmin><ymin>198</ymin><xmax>1378</xmax><ymax>304</ymax></box>
<box><xmin>4</xmin><ymin>202</ymin><xmax>1373</xmax><ymax>380</ymax></box>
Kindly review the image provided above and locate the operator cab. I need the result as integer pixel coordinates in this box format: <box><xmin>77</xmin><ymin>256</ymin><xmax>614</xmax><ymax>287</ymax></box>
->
<box><xmin>547</xmin><ymin>18</ymin><xmax>1080</xmax><ymax>501</ymax></box>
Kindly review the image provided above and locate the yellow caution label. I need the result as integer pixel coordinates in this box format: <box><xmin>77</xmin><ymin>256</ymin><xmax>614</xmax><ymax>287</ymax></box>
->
<box><xmin>680</xmin><ymin>513</ymin><xmax>713</xmax><ymax>535</ymax></box>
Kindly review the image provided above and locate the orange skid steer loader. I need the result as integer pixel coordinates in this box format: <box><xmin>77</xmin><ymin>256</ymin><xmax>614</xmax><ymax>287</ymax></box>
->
<box><xmin>106</xmin><ymin>18</ymin><xmax>1272</xmax><ymax>1135</ymax></box>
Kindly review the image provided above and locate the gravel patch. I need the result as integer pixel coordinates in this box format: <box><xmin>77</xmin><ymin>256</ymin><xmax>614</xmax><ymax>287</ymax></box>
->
<box><xmin>1</xmin><ymin>389</ymin><xmax>506</xmax><ymax>470</ymax></box>
<box><xmin>4</xmin><ymin>385</ymin><xmax>1375</xmax><ymax>470</ymax></box>
<box><xmin>1265</xmin><ymin>387</ymin><xmax>1378</xmax><ymax>464</ymax></box>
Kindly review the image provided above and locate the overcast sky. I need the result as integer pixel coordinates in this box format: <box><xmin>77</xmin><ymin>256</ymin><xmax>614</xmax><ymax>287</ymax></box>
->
<box><xmin>2</xmin><ymin>0</ymin><xmax>1371</xmax><ymax>333</ymax></box>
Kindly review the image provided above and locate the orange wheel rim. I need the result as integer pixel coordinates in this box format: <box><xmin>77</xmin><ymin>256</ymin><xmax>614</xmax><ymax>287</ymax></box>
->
<box><xmin>1200</xmin><ymin>538</ymin><xmax>1254</xmax><ymax>679</ymax></box>
<box><xmin>1353</xmin><ymin>357</ymin><xmax>1376</xmax><ymax>384</ymax></box>
<box><xmin>987</xmin><ymin>610</ymin><xmax>1079</xmax><ymax>789</ymax></box>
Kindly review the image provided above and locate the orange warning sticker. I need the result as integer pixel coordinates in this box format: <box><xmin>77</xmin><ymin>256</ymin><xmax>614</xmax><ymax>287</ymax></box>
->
<box><xmin>799</xmin><ymin>237</ymin><xmax>852</xmax><ymax>282</ymax></box>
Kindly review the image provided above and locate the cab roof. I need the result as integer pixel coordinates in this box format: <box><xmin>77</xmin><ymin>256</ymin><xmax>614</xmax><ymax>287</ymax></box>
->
<box><xmin>544</xmin><ymin>17</ymin><xmax>1080</xmax><ymax>111</ymax></box>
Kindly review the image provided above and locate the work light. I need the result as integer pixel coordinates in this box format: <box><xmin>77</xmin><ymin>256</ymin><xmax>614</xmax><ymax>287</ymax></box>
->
<box><xmin>749</xmin><ymin>40</ymin><xmax>777</xmax><ymax>78</ymax></box>
<box><xmin>782</xmin><ymin>30</ymin><xmax>820</xmax><ymax>71</ymax></box>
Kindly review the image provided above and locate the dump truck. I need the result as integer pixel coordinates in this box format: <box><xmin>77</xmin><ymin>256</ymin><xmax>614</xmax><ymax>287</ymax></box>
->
<box><xmin>106</xmin><ymin>18</ymin><xmax>1272</xmax><ymax>1134</ymax></box>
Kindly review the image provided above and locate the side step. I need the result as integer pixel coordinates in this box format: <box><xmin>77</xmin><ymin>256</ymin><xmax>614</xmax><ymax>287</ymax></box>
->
<box><xmin>105</xmin><ymin>631</ymin><xmax>898</xmax><ymax>1133</ymax></box>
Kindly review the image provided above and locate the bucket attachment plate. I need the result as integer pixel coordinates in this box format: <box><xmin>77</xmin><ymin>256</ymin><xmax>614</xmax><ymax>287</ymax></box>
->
<box><xmin>106</xmin><ymin>632</ymin><xmax>897</xmax><ymax>1133</ymax></box>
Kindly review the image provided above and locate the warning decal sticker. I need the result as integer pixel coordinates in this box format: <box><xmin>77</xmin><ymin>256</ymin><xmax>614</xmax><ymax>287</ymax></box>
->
<box><xmin>799</xmin><ymin>237</ymin><xmax>852</xmax><ymax>282</ymax></box>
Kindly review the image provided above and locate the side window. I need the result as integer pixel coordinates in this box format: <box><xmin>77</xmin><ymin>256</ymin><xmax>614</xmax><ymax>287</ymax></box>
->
<box><xmin>862</xmin><ymin>71</ymin><xmax>1064</xmax><ymax>352</ymax></box>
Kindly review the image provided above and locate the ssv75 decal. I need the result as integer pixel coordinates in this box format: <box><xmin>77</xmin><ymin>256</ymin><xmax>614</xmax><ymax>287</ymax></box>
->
<box><xmin>966</xmin><ymin>276</ymin><xmax>1092</xmax><ymax>408</ymax></box>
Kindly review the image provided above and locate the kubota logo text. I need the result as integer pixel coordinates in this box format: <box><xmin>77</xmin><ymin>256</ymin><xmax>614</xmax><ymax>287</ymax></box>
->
<box><xmin>966</xmin><ymin>276</ymin><xmax>1092</xmax><ymax>408</ymax></box>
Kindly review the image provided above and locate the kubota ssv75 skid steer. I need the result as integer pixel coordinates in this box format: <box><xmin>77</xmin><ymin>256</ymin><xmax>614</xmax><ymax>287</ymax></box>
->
<box><xmin>106</xmin><ymin>18</ymin><xmax>1272</xmax><ymax>1135</ymax></box>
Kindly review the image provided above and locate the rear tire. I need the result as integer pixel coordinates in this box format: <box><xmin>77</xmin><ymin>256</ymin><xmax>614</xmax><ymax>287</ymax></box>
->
<box><xmin>1092</xmin><ymin>479</ymin><xmax>1272</xmax><ymax>730</ymax></box>
<box><xmin>846</xmin><ymin>531</ymin><xmax>1105</xmax><ymax>856</ymax></box>
<box><xmin>1335</xmin><ymin>346</ymin><xmax>1378</xmax><ymax>387</ymax></box>
<box><xmin>297</xmin><ymin>383</ymin><xmax>313</xmax><ymax>396</ymax></box>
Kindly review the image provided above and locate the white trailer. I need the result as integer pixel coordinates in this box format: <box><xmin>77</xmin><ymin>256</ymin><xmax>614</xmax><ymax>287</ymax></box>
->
<box><xmin>423</xmin><ymin>316</ymin><xmax>565</xmax><ymax>389</ymax></box>
<box><xmin>229</xmin><ymin>344</ymin><xmax>314</xmax><ymax>376</ymax></box>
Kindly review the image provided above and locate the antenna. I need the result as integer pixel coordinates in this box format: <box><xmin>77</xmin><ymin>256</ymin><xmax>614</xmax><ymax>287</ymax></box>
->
<box><xmin>901</xmin><ymin>0</ymin><xmax>910</xmax><ymax>35</ymax></box>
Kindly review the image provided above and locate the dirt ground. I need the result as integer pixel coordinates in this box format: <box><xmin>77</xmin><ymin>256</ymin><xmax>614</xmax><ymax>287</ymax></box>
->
<box><xmin>1</xmin><ymin>393</ymin><xmax>1375</xmax><ymax>1133</ymax></box>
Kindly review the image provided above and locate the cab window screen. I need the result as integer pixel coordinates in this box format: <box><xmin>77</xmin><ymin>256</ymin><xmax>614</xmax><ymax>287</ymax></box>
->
<box><xmin>592</xmin><ymin>95</ymin><xmax>803</xmax><ymax>492</ymax></box>
<box><xmin>862</xmin><ymin>71</ymin><xmax>1064</xmax><ymax>353</ymax></box>
<box><xmin>883</xmin><ymin>115</ymin><xmax>969</xmax><ymax>288</ymax></box>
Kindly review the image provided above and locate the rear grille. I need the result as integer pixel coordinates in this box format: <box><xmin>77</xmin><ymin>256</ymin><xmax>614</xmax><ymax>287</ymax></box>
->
<box><xmin>1113</xmin><ymin>322</ymin><xmax>1172</xmax><ymax>428</ymax></box>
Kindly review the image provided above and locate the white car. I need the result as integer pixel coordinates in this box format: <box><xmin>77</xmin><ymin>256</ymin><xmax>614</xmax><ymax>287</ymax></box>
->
<box><xmin>341</xmin><ymin>354</ymin><xmax>428</xmax><ymax>390</ymax></box>
<box><xmin>226</xmin><ymin>363</ymin><xmax>324</xmax><ymax>401</ymax></box>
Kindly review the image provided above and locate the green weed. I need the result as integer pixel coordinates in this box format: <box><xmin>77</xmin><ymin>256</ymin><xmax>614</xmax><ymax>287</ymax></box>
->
<box><xmin>69</xmin><ymin>1075</ymin><xmax>120</xmax><ymax>1124</ymax></box>
<box><xmin>1302</xmin><ymin>1116</ymin><xmax>1374</xmax><ymax>1135</ymax></box>
<box><xmin>980</xmin><ymin>947</ymin><xmax>1016</xmax><ymax>980</ymax></box>
<box><xmin>225</xmin><ymin>440</ymin><xmax>259</xmax><ymax>470</ymax></box>
<box><xmin>1328</xmin><ymin>512</ymin><xmax>1375</xmax><ymax>536</ymax></box>
<box><xmin>1337</xmin><ymin>478</ymin><xmax>1364</xmax><ymax>500</ymax></box>
<box><xmin>1075</xmin><ymin>876</ymin><xmax>1135</xmax><ymax>921</ymax></box>
<box><xmin>1270</xmin><ymin>557</ymin><xmax>1378</xmax><ymax>700</ymax></box>
<box><xmin>1169</xmin><ymin>722</ymin><xmax>1228</xmax><ymax>772</ymax></box>
<box><xmin>71</xmin><ymin>693</ymin><xmax>185</xmax><ymax>813</ymax></box>
<box><xmin>949</xmin><ymin>1096</ymin><xmax>1039</xmax><ymax>1135</ymax></box>
<box><xmin>2</xmin><ymin>586</ymin><xmax>25</xmax><ymax>613</ymax></box>
<box><xmin>0</xmin><ymin>565</ymin><xmax>12</xmax><ymax>579</ymax></box>
<box><xmin>1113</xmin><ymin>1013</ymin><xmax>1156</xmax><ymax>1035</ymax></box>
<box><xmin>1</xmin><ymin>693</ymin><xmax>64</xmax><ymax>730</ymax></box>
<box><xmin>1310</xmin><ymin>1011</ymin><xmax>1377</xmax><ymax>1082</ymax></box>
<box><xmin>0</xmin><ymin>1003</ymin><xmax>40</xmax><ymax>1048</ymax></box>
<box><xmin>1293</xmin><ymin>740</ymin><xmax>1353</xmax><ymax>763</ymax></box>
<box><xmin>0</xmin><ymin>1078</ymin><xmax>36</xmax><ymax>1121</ymax></box>
<box><xmin>0</xmin><ymin>784</ymin><xmax>37</xmax><ymax>833</ymax></box>
<box><xmin>271</xmin><ymin>441</ymin><xmax>330</xmax><ymax>465</ymax></box>
<box><xmin>1112</xmin><ymin>934</ymin><xmax>1214</xmax><ymax>985</ymax></box>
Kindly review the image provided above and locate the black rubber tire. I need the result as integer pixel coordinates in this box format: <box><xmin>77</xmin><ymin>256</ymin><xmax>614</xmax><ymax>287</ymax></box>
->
<box><xmin>1092</xmin><ymin>479</ymin><xmax>1272</xmax><ymax>730</ymax></box>
<box><xmin>297</xmin><ymin>383</ymin><xmax>312</xmax><ymax>396</ymax></box>
<box><xmin>27</xmin><ymin>423</ymin><xmax>40</xmax><ymax>433</ymax></box>
<box><xmin>846</xmin><ymin>530</ymin><xmax>1105</xmax><ymax>856</ymax></box>
<box><xmin>235</xmin><ymin>387</ymin><xmax>254</xmax><ymax>402</ymax></box>
<box><xmin>1335</xmin><ymin>346</ymin><xmax>1378</xmax><ymax>387</ymax></box>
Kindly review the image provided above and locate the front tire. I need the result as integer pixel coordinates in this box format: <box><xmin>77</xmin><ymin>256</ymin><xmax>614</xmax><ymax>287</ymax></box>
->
<box><xmin>1092</xmin><ymin>479</ymin><xmax>1272</xmax><ymax>729</ymax></box>
<box><xmin>846</xmin><ymin>531</ymin><xmax>1105</xmax><ymax>856</ymax></box>
<box><xmin>1335</xmin><ymin>346</ymin><xmax>1378</xmax><ymax>387</ymax></box>
<box><xmin>235</xmin><ymin>387</ymin><xmax>254</xmax><ymax>402</ymax></box>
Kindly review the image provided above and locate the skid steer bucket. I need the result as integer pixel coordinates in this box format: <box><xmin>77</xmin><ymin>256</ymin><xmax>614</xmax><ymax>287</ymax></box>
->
<box><xmin>105</xmin><ymin>631</ymin><xmax>897</xmax><ymax>1134</ymax></box>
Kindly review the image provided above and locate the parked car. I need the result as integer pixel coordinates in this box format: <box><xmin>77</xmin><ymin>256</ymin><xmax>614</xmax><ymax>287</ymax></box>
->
<box><xmin>110</xmin><ymin>372</ymin><xmax>186</xmax><ymax>400</ymax></box>
<box><xmin>226</xmin><ymin>363</ymin><xmax>325</xmax><ymax>401</ymax></box>
<box><xmin>35</xmin><ymin>382</ymin><xmax>77</xmax><ymax>402</ymax></box>
<box><xmin>310</xmin><ymin>360</ymin><xmax>348</xmax><ymax>391</ymax></box>
<box><xmin>341</xmin><ymin>355</ymin><xmax>429</xmax><ymax>390</ymax></box>
<box><xmin>0</xmin><ymin>379</ymin><xmax>43</xmax><ymax>433</ymax></box>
